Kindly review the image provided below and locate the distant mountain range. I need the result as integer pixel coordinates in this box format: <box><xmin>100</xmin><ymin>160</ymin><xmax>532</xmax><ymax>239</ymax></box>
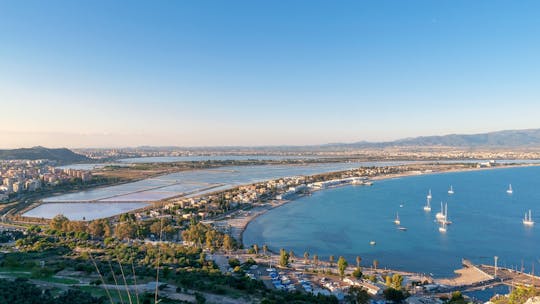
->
<box><xmin>0</xmin><ymin>146</ymin><xmax>89</xmax><ymax>163</ymax></box>
<box><xmin>2</xmin><ymin>129</ymin><xmax>540</xmax><ymax>160</ymax></box>
<box><xmin>330</xmin><ymin>129</ymin><xmax>540</xmax><ymax>149</ymax></box>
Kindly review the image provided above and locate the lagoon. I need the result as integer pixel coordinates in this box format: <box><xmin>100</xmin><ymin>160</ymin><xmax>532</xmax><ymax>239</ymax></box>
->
<box><xmin>23</xmin><ymin>202</ymin><xmax>150</xmax><ymax>221</ymax></box>
<box><xmin>117</xmin><ymin>155</ymin><xmax>318</xmax><ymax>163</ymax></box>
<box><xmin>29</xmin><ymin>162</ymin><xmax>373</xmax><ymax>219</ymax></box>
<box><xmin>43</xmin><ymin>162</ymin><xmax>416</xmax><ymax>203</ymax></box>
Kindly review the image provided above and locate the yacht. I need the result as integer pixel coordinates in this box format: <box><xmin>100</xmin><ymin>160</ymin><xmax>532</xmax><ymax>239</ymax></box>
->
<box><xmin>439</xmin><ymin>221</ymin><xmax>447</xmax><ymax>233</ymax></box>
<box><xmin>443</xmin><ymin>203</ymin><xmax>452</xmax><ymax>225</ymax></box>
<box><xmin>369</xmin><ymin>241</ymin><xmax>376</xmax><ymax>245</ymax></box>
<box><xmin>427</xmin><ymin>189</ymin><xmax>432</xmax><ymax>200</ymax></box>
<box><xmin>436</xmin><ymin>203</ymin><xmax>452</xmax><ymax>224</ymax></box>
<box><xmin>394</xmin><ymin>212</ymin><xmax>401</xmax><ymax>225</ymax></box>
<box><xmin>398</xmin><ymin>226</ymin><xmax>407</xmax><ymax>231</ymax></box>
<box><xmin>448</xmin><ymin>185</ymin><xmax>454</xmax><ymax>195</ymax></box>
<box><xmin>523</xmin><ymin>210</ymin><xmax>534</xmax><ymax>226</ymax></box>
<box><xmin>435</xmin><ymin>202</ymin><xmax>446</xmax><ymax>221</ymax></box>
<box><xmin>507</xmin><ymin>184</ymin><xmax>513</xmax><ymax>194</ymax></box>
<box><xmin>423</xmin><ymin>197</ymin><xmax>432</xmax><ymax>212</ymax></box>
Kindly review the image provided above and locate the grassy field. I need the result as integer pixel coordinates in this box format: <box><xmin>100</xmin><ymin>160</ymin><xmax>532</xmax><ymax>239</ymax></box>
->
<box><xmin>0</xmin><ymin>270</ymin><xmax>80</xmax><ymax>284</ymax></box>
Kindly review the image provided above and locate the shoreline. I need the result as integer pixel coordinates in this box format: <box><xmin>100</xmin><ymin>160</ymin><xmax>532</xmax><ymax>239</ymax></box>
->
<box><xmin>237</xmin><ymin>162</ymin><xmax>539</xmax><ymax>244</ymax></box>
<box><xmin>217</xmin><ymin>162</ymin><xmax>540</xmax><ymax>281</ymax></box>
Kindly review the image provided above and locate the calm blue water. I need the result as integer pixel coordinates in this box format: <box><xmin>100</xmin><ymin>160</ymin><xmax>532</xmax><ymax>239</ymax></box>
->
<box><xmin>243</xmin><ymin>166</ymin><xmax>540</xmax><ymax>278</ymax></box>
<box><xmin>463</xmin><ymin>285</ymin><xmax>509</xmax><ymax>302</ymax></box>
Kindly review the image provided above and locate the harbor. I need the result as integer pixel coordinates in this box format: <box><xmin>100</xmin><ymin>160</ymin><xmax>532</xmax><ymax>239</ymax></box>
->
<box><xmin>243</xmin><ymin>165</ymin><xmax>540</xmax><ymax>278</ymax></box>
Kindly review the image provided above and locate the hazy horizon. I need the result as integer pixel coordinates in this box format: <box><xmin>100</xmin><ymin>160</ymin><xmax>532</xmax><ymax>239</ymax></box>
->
<box><xmin>2</xmin><ymin>1</ymin><xmax>539</xmax><ymax>148</ymax></box>
<box><xmin>1</xmin><ymin>127</ymin><xmax>539</xmax><ymax>149</ymax></box>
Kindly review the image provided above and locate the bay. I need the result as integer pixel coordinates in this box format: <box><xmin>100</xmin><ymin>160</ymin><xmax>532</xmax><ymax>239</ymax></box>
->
<box><xmin>243</xmin><ymin>166</ymin><xmax>540</xmax><ymax>277</ymax></box>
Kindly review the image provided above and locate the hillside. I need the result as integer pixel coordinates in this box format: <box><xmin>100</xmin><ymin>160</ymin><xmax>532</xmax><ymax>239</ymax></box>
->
<box><xmin>0</xmin><ymin>146</ymin><xmax>90</xmax><ymax>163</ymax></box>
<box><xmin>334</xmin><ymin>129</ymin><xmax>540</xmax><ymax>149</ymax></box>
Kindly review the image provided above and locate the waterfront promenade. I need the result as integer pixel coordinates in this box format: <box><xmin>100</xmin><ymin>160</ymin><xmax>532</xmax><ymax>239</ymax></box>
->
<box><xmin>479</xmin><ymin>264</ymin><xmax>540</xmax><ymax>288</ymax></box>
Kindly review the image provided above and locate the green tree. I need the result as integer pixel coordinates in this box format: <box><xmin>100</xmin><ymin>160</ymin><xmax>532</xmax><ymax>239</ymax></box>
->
<box><xmin>492</xmin><ymin>286</ymin><xmax>539</xmax><ymax>304</ymax></box>
<box><xmin>391</xmin><ymin>274</ymin><xmax>404</xmax><ymax>290</ymax></box>
<box><xmin>383</xmin><ymin>287</ymin><xmax>405</xmax><ymax>303</ymax></box>
<box><xmin>88</xmin><ymin>219</ymin><xmax>110</xmax><ymax>238</ymax></box>
<box><xmin>222</xmin><ymin>234</ymin><xmax>234</xmax><ymax>253</ymax></box>
<box><xmin>50</xmin><ymin>214</ymin><xmax>69</xmax><ymax>231</ymax></box>
<box><xmin>57</xmin><ymin>289</ymin><xmax>106</xmax><ymax>304</ymax></box>
<box><xmin>228</xmin><ymin>258</ymin><xmax>241</xmax><ymax>268</ymax></box>
<box><xmin>205</xmin><ymin>229</ymin><xmax>220</xmax><ymax>251</ymax></box>
<box><xmin>279</xmin><ymin>248</ymin><xmax>289</xmax><ymax>267</ymax></box>
<box><xmin>149</xmin><ymin>220</ymin><xmax>163</xmax><ymax>236</ymax></box>
<box><xmin>337</xmin><ymin>256</ymin><xmax>348</xmax><ymax>279</ymax></box>
<box><xmin>448</xmin><ymin>291</ymin><xmax>467</xmax><ymax>304</ymax></box>
<box><xmin>115</xmin><ymin>221</ymin><xmax>137</xmax><ymax>240</ymax></box>
<box><xmin>385</xmin><ymin>276</ymin><xmax>392</xmax><ymax>287</ymax></box>
<box><xmin>119</xmin><ymin>213</ymin><xmax>135</xmax><ymax>222</ymax></box>
<box><xmin>345</xmin><ymin>286</ymin><xmax>370</xmax><ymax>304</ymax></box>
<box><xmin>28</xmin><ymin>225</ymin><xmax>41</xmax><ymax>234</ymax></box>
<box><xmin>199</xmin><ymin>252</ymin><xmax>206</xmax><ymax>266</ymax></box>
<box><xmin>352</xmin><ymin>268</ymin><xmax>363</xmax><ymax>278</ymax></box>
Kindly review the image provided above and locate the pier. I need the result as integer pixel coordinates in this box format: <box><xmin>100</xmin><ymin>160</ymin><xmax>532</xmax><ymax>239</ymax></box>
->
<box><xmin>436</xmin><ymin>259</ymin><xmax>496</xmax><ymax>291</ymax></box>
<box><xmin>436</xmin><ymin>259</ymin><xmax>540</xmax><ymax>293</ymax></box>
<box><xmin>479</xmin><ymin>264</ymin><xmax>540</xmax><ymax>288</ymax></box>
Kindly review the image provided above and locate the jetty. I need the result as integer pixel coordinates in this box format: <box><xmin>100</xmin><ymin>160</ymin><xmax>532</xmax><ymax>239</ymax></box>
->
<box><xmin>436</xmin><ymin>259</ymin><xmax>496</xmax><ymax>291</ymax></box>
<box><xmin>479</xmin><ymin>264</ymin><xmax>540</xmax><ymax>288</ymax></box>
<box><xmin>435</xmin><ymin>259</ymin><xmax>540</xmax><ymax>293</ymax></box>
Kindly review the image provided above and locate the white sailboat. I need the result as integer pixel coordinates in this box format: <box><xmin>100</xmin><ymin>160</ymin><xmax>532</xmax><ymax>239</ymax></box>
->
<box><xmin>436</xmin><ymin>203</ymin><xmax>452</xmax><ymax>224</ymax></box>
<box><xmin>523</xmin><ymin>210</ymin><xmax>534</xmax><ymax>226</ymax></box>
<box><xmin>439</xmin><ymin>221</ymin><xmax>447</xmax><ymax>233</ymax></box>
<box><xmin>394</xmin><ymin>212</ymin><xmax>401</xmax><ymax>225</ymax></box>
<box><xmin>507</xmin><ymin>184</ymin><xmax>513</xmax><ymax>194</ymax></box>
<box><xmin>448</xmin><ymin>185</ymin><xmax>454</xmax><ymax>195</ymax></box>
<box><xmin>423</xmin><ymin>197</ymin><xmax>432</xmax><ymax>212</ymax></box>
<box><xmin>427</xmin><ymin>189</ymin><xmax>432</xmax><ymax>200</ymax></box>
<box><xmin>443</xmin><ymin>203</ymin><xmax>452</xmax><ymax>225</ymax></box>
<box><xmin>435</xmin><ymin>202</ymin><xmax>445</xmax><ymax>221</ymax></box>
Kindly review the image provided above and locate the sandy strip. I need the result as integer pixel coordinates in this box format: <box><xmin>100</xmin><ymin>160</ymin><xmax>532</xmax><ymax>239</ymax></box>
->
<box><xmin>436</xmin><ymin>266</ymin><xmax>493</xmax><ymax>286</ymax></box>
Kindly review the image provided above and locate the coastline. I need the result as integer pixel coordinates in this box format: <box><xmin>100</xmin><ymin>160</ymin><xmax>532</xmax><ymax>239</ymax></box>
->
<box><xmin>220</xmin><ymin>163</ymin><xmax>539</xmax><ymax>278</ymax></box>
<box><xmin>224</xmin><ymin>162</ymin><xmax>540</xmax><ymax>259</ymax></box>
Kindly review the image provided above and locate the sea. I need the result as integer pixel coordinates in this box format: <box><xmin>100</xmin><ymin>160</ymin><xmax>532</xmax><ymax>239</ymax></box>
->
<box><xmin>243</xmin><ymin>166</ymin><xmax>540</xmax><ymax>279</ymax></box>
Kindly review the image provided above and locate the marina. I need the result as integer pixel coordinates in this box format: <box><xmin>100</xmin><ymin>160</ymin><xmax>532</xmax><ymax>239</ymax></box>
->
<box><xmin>243</xmin><ymin>166</ymin><xmax>540</xmax><ymax>278</ymax></box>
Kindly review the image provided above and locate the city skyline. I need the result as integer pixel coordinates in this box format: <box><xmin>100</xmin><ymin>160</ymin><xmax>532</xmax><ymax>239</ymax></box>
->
<box><xmin>2</xmin><ymin>1</ymin><xmax>540</xmax><ymax>148</ymax></box>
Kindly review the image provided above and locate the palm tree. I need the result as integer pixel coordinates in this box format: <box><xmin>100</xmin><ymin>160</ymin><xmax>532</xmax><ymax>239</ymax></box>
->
<box><xmin>329</xmin><ymin>255</ymin><xmax>335</xmax><ymax>267</ymax></box>
<box><xmin>373</xmin><ymin>259</ymin><xmax>379</xmax><ymax>270</ymax></box>
<box><xmin>262</xmin><ymin>244</ymin><xmax>268</xmax><ymax>256</ymax></box>
<box><xmin>304</xmin><ymin>251</ymin><xmax>310</xmax><ymax>264</ymax></box>
<box><xmin>253</xmin><ymin>244</ymin><xmax>259</xmax><ymax>255</ymax></box>
<box><xmin>356</xmin><ymin>256</ymin><xmax>362</xmax><ymax>268</ymax></box>
<box><xmin>313</xmin><ymin>254</ymin><xmax>319</xmax><ymax>271</ymax></box>
<box><xmin>337</xmin><ymin>256</ymin><xmax>348</xmax><ymax>279</ymax></box>
<box><xmin>289</xmin><ymin>250</ymin><xmax>295</xmax><ymax>263</ymax></box>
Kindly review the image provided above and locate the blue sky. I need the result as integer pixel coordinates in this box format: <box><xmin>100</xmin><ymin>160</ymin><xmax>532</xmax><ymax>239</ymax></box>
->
<box><xmin>1</xmin><ymin>1</ymin><xmax>539</xmax><ymax>147</ymax></box>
